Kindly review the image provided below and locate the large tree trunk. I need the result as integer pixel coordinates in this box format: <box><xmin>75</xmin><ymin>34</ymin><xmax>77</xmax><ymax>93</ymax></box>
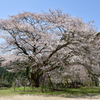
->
<box><xmin>30</xmin><ymin>64</ymin><xmax>43</xmax><ymax>87</ymax></box>
<box><xmin>31</xmin><ymin>72</ymin><xmax>41</xmax><ymax>87</ymax></box>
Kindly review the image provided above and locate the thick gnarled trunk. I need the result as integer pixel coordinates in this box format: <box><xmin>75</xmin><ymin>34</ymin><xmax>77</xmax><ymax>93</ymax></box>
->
<box><xmin>31</xmin><ymin>73</ymin><xmax>40</xmax><ymax>87</ymax></box>
<box><xmin>30</xmin><ymin>68</ymin><xmax>43</xmax><ymax>87</ymax></box>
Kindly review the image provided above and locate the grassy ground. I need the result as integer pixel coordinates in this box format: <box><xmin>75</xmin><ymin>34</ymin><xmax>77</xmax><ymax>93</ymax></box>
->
<box><xmin>0</xmin><ymin>87</ymin><xmax>100</xmax><ymax>98</ymax></box>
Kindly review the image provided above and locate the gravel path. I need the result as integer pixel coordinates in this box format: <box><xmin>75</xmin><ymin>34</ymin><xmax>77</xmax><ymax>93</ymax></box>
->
<box><xmin>0</xmin><ymin>95</ymin><xmax>100</xmax><ymax>100</ymax></box>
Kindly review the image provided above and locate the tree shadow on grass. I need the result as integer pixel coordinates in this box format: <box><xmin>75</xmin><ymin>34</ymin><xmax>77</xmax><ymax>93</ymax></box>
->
<box><xmin>16</xmin><ymin>88</ymin><xmax>100</xmax><ymax>98</ymax></box>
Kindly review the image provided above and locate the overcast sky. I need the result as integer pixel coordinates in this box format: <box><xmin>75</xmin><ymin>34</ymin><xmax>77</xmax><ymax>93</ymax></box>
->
<box><xmin>0</xmin><ymin>0</ymin><xmax>99</xmax><ymax>30</ymax></box>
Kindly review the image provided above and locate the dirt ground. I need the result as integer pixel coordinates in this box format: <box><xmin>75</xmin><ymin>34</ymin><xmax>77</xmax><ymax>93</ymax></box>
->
<box><xmin>0</xmin><ymin>95</ymin><xmax>100</xmax><ymax>100</ymax></box>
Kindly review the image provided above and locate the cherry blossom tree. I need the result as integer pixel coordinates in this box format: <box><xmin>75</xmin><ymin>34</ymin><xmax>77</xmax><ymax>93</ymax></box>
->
<box><xmin>0</xmin><ymin>9</ymin><xmax>98</xmax><ymax>87</ymax></box>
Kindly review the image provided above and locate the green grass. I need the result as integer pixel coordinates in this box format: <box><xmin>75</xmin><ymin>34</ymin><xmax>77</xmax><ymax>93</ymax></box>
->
<box><xmin>0</xmin><ymin>87</ymin><xmax>100</xmax><ymax>97</ymax></box>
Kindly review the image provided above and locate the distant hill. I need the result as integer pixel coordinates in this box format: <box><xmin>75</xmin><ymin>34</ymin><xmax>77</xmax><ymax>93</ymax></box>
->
<box><xmin>0</xmin><ymin>67</ymin><xmax>8</xmax><ymax>78</ymax></box>
<box><xmin>0</xmin><ymin>66</ymin><xmax>30</xmax><ymax>87</ymax></box>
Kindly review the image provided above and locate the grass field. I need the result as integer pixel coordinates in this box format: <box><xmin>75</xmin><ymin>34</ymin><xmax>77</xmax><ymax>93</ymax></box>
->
<box><xmin>0</xmin><ymin>87</ymin><xmax>100</xmax><ymax>98</ymax></box>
